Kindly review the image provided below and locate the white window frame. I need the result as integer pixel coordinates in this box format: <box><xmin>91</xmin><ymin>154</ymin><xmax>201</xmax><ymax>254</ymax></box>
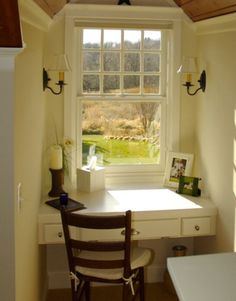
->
<box><xmin>64</xmin><ymin>5</ymin><xmax>182</xmax><ymax>187</ymax></box>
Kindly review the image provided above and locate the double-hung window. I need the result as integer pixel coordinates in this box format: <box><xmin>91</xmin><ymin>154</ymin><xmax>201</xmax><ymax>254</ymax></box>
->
<box><xmin>64</xmin><ymin>6</ymin><xmax>182</xmax><ymax>186</ymax></box>
<box><xmin>75</xmin><ymin>27</ymin><xmax>169</xmax><ymax>183</ymax></box>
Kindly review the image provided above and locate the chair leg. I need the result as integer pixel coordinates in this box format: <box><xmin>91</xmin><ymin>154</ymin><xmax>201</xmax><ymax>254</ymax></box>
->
<box><xmin>70</xmin><ymin>279</ymin><xmax>77</xmax><ymax>301</ymax></box>
<box><xmin>71</xmin><ymin>288</ymin><xmax>77</xmax><ymax>301</ymax></box>
<box><xmin>122</xmin><ymin>282</ymin><xmax>130</xmax><ymax>301</ymax></box>
<box><xmin>74</xmin><ymin>280</ymin><xmax>86</xmax><ymax>301</ymax></box>
<box><xmin>139</xmin><ymin>267</ymin><xmax>145</xmax><ymax>301</ymax></box>
<box><xmin>84</xmin><ymin>281</ymin><xmax>90</xmax><ymax>301</ymax></box>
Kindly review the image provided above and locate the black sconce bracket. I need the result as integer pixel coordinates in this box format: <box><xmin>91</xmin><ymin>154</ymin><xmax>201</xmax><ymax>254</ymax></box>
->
<box><xmin>183</xmin><ymin>70</ymin><xmax>206</xmax><ymax>96</ymax></box>
<box><xmin>43</xmin><ymin>68</ymin><xmax>66</xmax><ymax>95</ymax></box>
<box><xmin>118</xmin><ymin>0</ymin><xmax>131</xmax><ymax>5</ymax></box>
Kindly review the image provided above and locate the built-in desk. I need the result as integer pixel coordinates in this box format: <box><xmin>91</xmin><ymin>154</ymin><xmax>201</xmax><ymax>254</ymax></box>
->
<box><xmin>38</xmin><ymin>188</ymin><xmax>217</xmax><ymax>244</ymax></box>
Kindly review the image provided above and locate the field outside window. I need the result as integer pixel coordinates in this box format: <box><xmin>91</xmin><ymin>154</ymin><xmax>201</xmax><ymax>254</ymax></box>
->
<box><xmin>82</xmin><ymin>101</ymin><xmax>161</xmax><ymax>166</ymax></box>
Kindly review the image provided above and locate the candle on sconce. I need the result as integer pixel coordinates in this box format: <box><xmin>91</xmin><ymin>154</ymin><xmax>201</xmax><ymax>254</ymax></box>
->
<box><xmin>186</xmin><ymin>73</ymin><xmax>192</xmax><ymax>83</ymax></box>
<box><xmin>50</xmin><ymin>145</ymin><xmax>63</xmax><ymax>170</ymax></box>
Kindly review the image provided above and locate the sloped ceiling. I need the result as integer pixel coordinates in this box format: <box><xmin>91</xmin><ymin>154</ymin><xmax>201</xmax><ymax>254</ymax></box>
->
<box><xmin>174</xmin><ymin>0</ymin><xmax>236</xmax><ymax>22</ymax></box>
<box><xmin>0</xmin><ymin>0</ymin><xmax>22</xmax><ymax>47</ymax></box>
<box><xmin>33</xmin><ymin>0</ymin><xmax>236</xmax><ymax>22</ymax></box>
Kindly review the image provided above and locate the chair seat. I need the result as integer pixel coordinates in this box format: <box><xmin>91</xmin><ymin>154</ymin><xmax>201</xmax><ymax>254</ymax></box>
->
<box><xmin>76</xmin><ymin>247</ymin><xmax>152</xmax><ymax>280</ymax></box>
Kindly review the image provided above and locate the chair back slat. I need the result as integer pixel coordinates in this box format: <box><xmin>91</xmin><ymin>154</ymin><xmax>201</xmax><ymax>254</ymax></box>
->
<box><xmin>65</xmin><ymin>212</ymin><xmax>127</xmax><ymax>229</ymax></box>
<box><xmin>71</xmin><ymin>239</ymin><xmax>125</xmax><ymax>252</ymax></box>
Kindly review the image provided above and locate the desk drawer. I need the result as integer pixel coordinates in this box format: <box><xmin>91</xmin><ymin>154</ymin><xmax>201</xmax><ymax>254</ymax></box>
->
<box><xmin>79</xmin><ymin>228</ymin><xmax>124</xmax><ymax>241</ymax></box>
<box><xmin>43</xmin><ymin>224</ymin><xmax>77</xmax><ymax>244</ymax></box>
<box><xmin>79</xmin><ymin>218</ymin><xmax>180</xmax><ymax>241</ymax></box>
<box><xmin>132</xmin><ymin>219</ymin><xmax>180</xmax><ymax>239</ymax></box>
<box><xmin>182</xmin><ymin>217</ymin><xmax>211</xmax><ymax>236</ymax></box>
<box><xmin>44</xmin><ymin>224</ymin><xmax>65</xmax><ymax>244</ymax></box>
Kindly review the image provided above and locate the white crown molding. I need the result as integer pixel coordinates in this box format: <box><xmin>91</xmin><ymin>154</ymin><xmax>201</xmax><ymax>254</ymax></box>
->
<box><xmin>195</xmin><ymin>12</ymin><xmax>236</xmax><ymax>35</ymax></box>
<box><xmin>64</xmin><ymin>3</ymin><xmax>184</xmax><ymax>21</ymax></box>
<box><xmin>19</xmin><ymin>0</ymin><xmax>52</xmax><ymax>32</ymax></box>
<box><xmin>0</xmin><ymin>48</ymin><xmax>23</xmax><ymax>57</ymax></box>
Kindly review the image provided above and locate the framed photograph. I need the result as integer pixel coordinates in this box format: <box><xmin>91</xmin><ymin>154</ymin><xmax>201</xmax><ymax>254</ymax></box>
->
<box><xmin>177</xmin><ymin>176</ymin><xmax>201</xmax><ymax>196</ymax></box>
<box><xmin>164</xmin><ymin>152</ymin><xmax>194</xmax><ymax>187</ymax></box>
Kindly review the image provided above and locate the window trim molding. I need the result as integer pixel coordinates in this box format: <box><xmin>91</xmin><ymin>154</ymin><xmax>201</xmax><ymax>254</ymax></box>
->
<box><xmin>64</xmin><ymin>4</ymin><xmax>182</xmax><ymax>186</ymax></box>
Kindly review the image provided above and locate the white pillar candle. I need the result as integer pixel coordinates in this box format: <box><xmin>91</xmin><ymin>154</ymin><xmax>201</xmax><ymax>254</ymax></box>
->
<box><xmin>50</xmin><ymin>145</ymin><xmax>63</xmax><ymax>170</ymax></box>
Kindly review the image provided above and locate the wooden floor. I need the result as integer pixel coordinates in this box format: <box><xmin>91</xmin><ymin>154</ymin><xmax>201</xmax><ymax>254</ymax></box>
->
<box><xmin>46</xmin><ymin>282</ymin><xmax>179</xmax><ymax>301</ymax></box>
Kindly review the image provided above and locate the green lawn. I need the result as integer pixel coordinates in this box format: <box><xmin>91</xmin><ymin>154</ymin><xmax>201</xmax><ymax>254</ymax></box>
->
<box><xmin>82</xmin><ymin>135</ymin><xmax>159</xmax><ymax>165</ymax></box>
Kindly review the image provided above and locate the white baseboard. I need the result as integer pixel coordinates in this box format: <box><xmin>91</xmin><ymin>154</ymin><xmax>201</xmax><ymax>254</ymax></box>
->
<box><xmin>47</xmin><ymin>265</ymin><xmax>166</xmax><ymax>289</ymax></box>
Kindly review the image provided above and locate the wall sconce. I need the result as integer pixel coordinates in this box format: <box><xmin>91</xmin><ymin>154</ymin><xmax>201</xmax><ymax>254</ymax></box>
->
<box><xmin>177</xmin><ymin>57</ymin><xmax>206</xmax><ymax>96</ymax></box>
<box><xmin>43</xmin><ymin>54</ymin><xmax>71</xmax><ymax>95</ymax></box>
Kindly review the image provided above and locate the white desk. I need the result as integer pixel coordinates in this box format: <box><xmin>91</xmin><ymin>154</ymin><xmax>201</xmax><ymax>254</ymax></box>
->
<box><xmin>167</xmin><ymin>252</ymin><xmax>236</xmax><ymax>301</ymax></box>
<box><xmin>38</xmin><ymin>188</ymin><xmax>217</xmax><ymax>244</ymax></box>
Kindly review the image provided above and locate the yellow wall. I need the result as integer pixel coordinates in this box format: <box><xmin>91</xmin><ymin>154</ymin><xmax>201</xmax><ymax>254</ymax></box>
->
<box><xmin>14</xmin><ymin>21</ymin><xmax>47</xmax><ymax>301</ymax></box>
<box><xmin>42</xmin><ymin>16</ymin><xmax>65</xmax><ymax>195</ymax></box>
<box><xmin>179</xmin><ymin>20</ymin><xmax>197</xmax><ymax>154</ymax></box>
<box><xmin>194</xmin><ymin>22</ymin><xmax>236</xmax><ymax>253</ymax></box>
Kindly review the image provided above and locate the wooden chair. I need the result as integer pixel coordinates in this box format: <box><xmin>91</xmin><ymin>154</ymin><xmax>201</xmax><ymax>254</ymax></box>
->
<box><xmin>60</xmin><ymin>207</ymin><xmax>152</xmax><ymax>301</ymax></box>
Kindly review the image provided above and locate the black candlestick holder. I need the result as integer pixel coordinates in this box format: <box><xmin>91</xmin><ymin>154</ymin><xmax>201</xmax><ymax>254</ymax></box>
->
<box><xmin>48</xmin><ymin>168</ymin><xmax>66</xmax><ymax>197</ymax></box>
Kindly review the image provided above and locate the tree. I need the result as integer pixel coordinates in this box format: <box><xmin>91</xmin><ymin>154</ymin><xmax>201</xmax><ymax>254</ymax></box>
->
<box><xmin>135</xmin><ymin>103</ymin><xmax>160</xmax><ymax>135</ymax></box>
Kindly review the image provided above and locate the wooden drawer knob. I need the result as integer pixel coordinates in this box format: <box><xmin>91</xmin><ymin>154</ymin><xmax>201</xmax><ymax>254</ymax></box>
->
<box><xmin>195</xmin><ymin>225</ymin><xmax>200</xmax><ymax>231</ymax></box>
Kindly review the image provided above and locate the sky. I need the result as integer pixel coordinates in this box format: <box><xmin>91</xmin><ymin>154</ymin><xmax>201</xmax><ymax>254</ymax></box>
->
<box><xmin>83</xmin><ymin>29</ymin><xmax>161</xmax><ymax>46</ymax></box>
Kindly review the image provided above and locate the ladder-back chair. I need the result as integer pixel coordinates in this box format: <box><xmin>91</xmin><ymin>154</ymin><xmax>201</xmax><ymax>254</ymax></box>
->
<box><xmin>60</xmin><ymin>207</ymin><xmax>152</xmax><ymax>301</ymax></box>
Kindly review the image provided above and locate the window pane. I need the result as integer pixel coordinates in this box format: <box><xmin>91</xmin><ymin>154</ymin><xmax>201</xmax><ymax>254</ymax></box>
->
<box><xmin>82</xmin><ymin>101</ymin><xmax>161</xmax><ymax>165</ymax></box>
<box><xmin>103</xmin><ymin>30</ymin><xmax>121</xmax><ymax>49</ymax></box>
<box><xmin>144</xmin><ymin>76</ymin><xmax>160</xmax><ymax>94</ymax></box>
<box><xmin>124</xmin><ymin>53</ymin><xmax>140</xmax><ymax>72</ymax></box>
<box><xmin>144</xmin><ymin>53</ymin><xmax>160</xmax><ymax>72</ymax></box>
<box><xmin>83</xmin><ymin>52</ymin><xmax>100</xmax><ymax>71</ymax></box>
<box><xmin>83</xmin><ymin>29</ymin><xmax>101</xmax><ymax>49</ymax></box>
<box><xmin>83</xmin><ymin>75</ymin><xmax>100</xmax><ymax>93</ymax></box>
<box><xmin>103</xmin><ymin>52</ymin><xmax>120</xmax><ymax>71</ymax></box>
<box><xmin>144</xmin><ymin>31</ymin><xmax>161</xmax><ymax>49</ymax></box>
<box><xmin>123</xmin><ymin>75</ymin><xmax>140</xmax><ymax>94</ymax></box>
<box><xmin>124</xmin><ymin>30</ymin><xmax>141</xmax><ymax>49</ymax></box>
<box><xmin>103</xmin><ymin>75</ymin><xmax>120</xmax><ymax>93</ymax></box>
<box><xmin>81</xmin><ymin>29</ymin><xmax>163</xmax><ymax>97</ymax></box>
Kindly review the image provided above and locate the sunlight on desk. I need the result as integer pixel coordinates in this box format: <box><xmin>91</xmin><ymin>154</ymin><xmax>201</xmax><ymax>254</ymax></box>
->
<box><xmin>108</xmin><ymin>189</ymin><xmax>202</xmax><ymax>211</ymax></box>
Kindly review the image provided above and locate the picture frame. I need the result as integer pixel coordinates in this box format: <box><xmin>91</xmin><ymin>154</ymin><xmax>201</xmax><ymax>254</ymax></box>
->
<box><xmin>164</xmin><ymin>152</ymin><xmax>194</xmax><ymax>187</ymax></box>
<box><xmin>177</xmin><ymin>176</ymin><xmax>201</xmax><ymax>196</ymax></box>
